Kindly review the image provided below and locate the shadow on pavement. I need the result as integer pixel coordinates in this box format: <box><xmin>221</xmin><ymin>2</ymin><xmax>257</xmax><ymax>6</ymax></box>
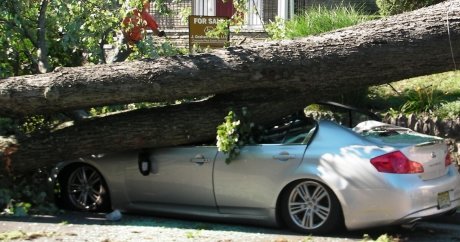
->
<box><xmin>1</xmin><ymin>210</ymin><xmax>459</xmax><ymax>241</ymax></box>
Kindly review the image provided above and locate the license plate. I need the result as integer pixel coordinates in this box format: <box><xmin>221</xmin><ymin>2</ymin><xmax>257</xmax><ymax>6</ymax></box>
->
<box><xmin>437</xmin><ymin>191</ymin><xmax>451</xmax><ymax>209</ymax></box>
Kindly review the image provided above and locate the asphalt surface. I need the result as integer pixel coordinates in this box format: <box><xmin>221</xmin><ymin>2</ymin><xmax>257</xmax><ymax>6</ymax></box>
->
<box><xmin>0</xmin><ymin>211</ymin><xmax>460</xmax><ymax>241</ymax></box>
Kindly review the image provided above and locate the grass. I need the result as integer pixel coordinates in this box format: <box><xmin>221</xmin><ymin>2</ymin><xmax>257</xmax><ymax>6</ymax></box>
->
<box><xmin>266</xmin><ymin>4</ymin><xmax>459</xmax><ymax>118</ymax></box>
<box><xmin>367</xmin><ymin>71</ymin><xmax>460</xmax><ymax>116</ymax></box>
<box><xmin>267</xmin><ymin>5</ymin><xmax>374</xmax><ymax>40</ymax></box>
<box><xmin>285</xmin><ymin>5</ymin><xmax>373</xmax><ymax>38</ymax></box>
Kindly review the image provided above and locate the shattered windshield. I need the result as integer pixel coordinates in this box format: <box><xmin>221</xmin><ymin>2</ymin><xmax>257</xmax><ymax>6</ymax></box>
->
<box><xmin>353</xmin><ymin>120</ymin><xmax>442</xmax><ymax>145</ymax></box>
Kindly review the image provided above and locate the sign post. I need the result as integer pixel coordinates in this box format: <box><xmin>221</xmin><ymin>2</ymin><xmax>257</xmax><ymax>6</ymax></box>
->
<box><xmin>189</xmin><ymin>15</ymin><xmax>229</xmax><ymax>52</ymax></box>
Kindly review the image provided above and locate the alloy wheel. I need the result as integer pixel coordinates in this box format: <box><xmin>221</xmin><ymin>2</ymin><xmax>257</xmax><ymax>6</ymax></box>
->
<box><xmin>66</xmin><ymin>166</ymin><xmax>105</xmax><ymax>211</ymax></box>
<box><xmin>287</xmin><ymin>180</ymin><xmax>332</xmax><ymax>230</ymax></box>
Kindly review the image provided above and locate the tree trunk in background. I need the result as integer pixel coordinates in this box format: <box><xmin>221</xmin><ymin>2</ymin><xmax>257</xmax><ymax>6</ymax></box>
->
<box><xmin>1</xmin><ymin>1</ymin><xmax>460</xmax><ymax>173</ymax></box>
<box><xmin>37</xmin><ymin>0</ymin><xmax>50</xmax><ymax>74</ymax></box>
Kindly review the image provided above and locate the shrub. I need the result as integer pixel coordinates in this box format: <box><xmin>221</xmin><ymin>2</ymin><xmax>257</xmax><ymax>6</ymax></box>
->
<box><xmin>400</xmin><ymin>85</ymin><xmax>442</xmax><ymax>114</ymax></box>
<box><xmin>0</xmin><ymin>169</ymin><xmax>59</xmax><ymax>216</ymax></box>
<box><xmin>435</xmin><ymin>100</ymin><xmax>460</xmax><ymax>119</ymax></box>
<box><xmin>376</xmin><ymin>0</ymin><xmax>443</xmax><ymax>16</ymax></box>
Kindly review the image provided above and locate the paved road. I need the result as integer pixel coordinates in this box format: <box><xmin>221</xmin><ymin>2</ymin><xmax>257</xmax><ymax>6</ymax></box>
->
<box><xmin>1</xmin><ymin>212</ymin><xmax>460</xmax><ymax>241</ymax></box>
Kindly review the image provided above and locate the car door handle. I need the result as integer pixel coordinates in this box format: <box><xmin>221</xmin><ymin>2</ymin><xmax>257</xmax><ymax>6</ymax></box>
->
<box><xmin>190</xmin><ymin>154</ymin><xmax>209</xmax><ymax>164</ymax></box>
<box><xmin>273</xmin><ymin>152</ymin><xmax>296</xmax><ymax>161</ymax></box>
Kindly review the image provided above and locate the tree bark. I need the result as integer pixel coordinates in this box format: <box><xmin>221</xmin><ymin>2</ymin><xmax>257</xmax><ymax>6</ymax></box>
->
<box><xmin>37</xmin><ymin>0</ymin><xmax>50</xmax><ymax>74</ymax></box>
<box><xmin>3</xmin><ymin>89</ymin><xmax>306</xmax><ymax>173</ymax></box>
<box><xmin>1</xmin><ymin>1</ymin><xmax>460</xmax><ymax>173</ymax></box>
<box><xmin>0</xmin><ymin>0</ymin><xmax>459</xmax><ymax>116</ymax></box>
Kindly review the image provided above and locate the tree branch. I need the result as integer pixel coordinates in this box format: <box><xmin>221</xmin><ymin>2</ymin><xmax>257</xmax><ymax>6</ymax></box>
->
<box><xmin>37</xmin><ymin>0</ymin><xmax>50</xmax><ymax>73</ymax></box>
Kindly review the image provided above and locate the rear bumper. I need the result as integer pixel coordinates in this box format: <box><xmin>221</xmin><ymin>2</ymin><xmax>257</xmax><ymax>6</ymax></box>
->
<box><xmin>341</xmin><ymin>165</ymin><xmax>460</xmax><ymax>230</ymax></box>
<box><xmin>394</xmin><ymin>199</ymin><xmax>460</xmax><ymax>225</ymax></box>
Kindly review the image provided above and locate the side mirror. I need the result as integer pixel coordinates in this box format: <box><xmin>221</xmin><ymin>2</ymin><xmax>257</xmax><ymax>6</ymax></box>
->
<box><xmin>138</xmin><ymin>151</ymin><xmax>151</xmax><ymax>176</ymax></box>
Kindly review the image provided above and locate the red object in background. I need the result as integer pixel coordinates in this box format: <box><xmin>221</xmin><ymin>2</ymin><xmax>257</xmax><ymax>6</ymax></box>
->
<box><xmin>122</xmin><ymin>3</ymin><xmax>159</xmax><ymax>44</ymax></box>
<box><xmin>216</xmin><ymin>0</ymin><xmax>235</xmax><ymax>17</ymax></box>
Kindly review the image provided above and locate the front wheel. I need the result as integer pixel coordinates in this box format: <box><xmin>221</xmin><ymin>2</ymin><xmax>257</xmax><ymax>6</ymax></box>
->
<box><xmin>58</xmin><ymin>164</ymin><xmax>111</xmax><ymax>212</ymax></box>
<box><xmin>280</xmin><ymin>180</ymin><xmax>342</xmax><ymax>234</ymax></box>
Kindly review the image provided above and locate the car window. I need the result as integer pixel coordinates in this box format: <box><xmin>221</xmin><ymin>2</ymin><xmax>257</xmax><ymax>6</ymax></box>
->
<box><xmin>282</xmin><ymin>119</ymin><xmax>316</xmax><ymax>144</ymax></box>
<box><xmin>259</xmin><ymin>112</ymin><xmax>316</xmax><ymax>145</ymax></box>
<box><xmin>305</xmin><ymin>102</ymin><xmax>379</xmax><ymax>128</ymax></box>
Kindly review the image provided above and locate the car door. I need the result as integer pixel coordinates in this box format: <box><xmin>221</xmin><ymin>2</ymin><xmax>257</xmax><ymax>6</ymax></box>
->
<box><xmin>213</xmin><ymin>144</ymin><xmax>307</xmax><ymax>216</ymax></box>
<box><xmin>124</xmin><ymin>146</ymin><xmax>218</xmax><ymax>209</ymax></box>
<box><xmin>212</xmin><ymin>115</ymin><xmax>316</xmax><ymax>216</ymax></box>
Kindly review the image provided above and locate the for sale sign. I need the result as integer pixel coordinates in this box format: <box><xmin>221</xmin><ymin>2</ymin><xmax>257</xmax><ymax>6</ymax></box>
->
<box><xmin>189</xmin><ymin>15</ymin><xmax>229</xmax><ymax>51</ymax></box>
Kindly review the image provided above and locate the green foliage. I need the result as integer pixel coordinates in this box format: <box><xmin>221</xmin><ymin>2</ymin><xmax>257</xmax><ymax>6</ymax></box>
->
<box><xmin>216</xmin><ymin>111</ymin><xmax>241</xmax><ymax>163</ymax></box>
<box><xmin>368</xmin><ymin>71</ymin><xmax>460</xmax><ymax>112</ymax></box>
<box><xmin>0</xmin><ymin>0</ymin><xmax>118</xmax><ymax>75</ymax></box>
<box><xmin>89</xmin><ymin>105</ymin><xmax>127</xmax><ymax>116</ymax></box>
<box><xmin>384</xmin><ymin>107</ymin><xmax>401</xmax><ymax>118</ymax></box>
<box><xmin>185</xmin><ymin>230</ymin><xmax>202</xmax><ymax>239</ymax></box>
<box><xmin>19</xmin><ymin>115</ymin><xmax>58</xmax><ymax>135</ymax></box>
<box><xmin>0</xmin><ymin>169</ymin><xmax>59</xmax><ymax>216</ymax></box>
<box><xmin>0</xmin><ymin>0</ymin><xmax>183</xmax><ymax>78</ymax></box>
<box><xmin>89</xmin><ymin>101</ymin><xmax>172</xmax><ymax>116</ymax></box>
<box><xmin>435</xmin><ymin>100</ymin><xmax>460</xmax><ymax>119</ymax></box>
<box><xmin>2</xmin><ymin>114</ymin><xmax>69</xmax><ymax>137</ymax></box>
<box><xmin>216</xmin><ymin>107</ymin><xmax>258</xmax><ymax>164</ymax></box>
<box><xmin>376</xmin><ymin>0</ymin><xmax>442</xmax><ymax>16</ymax></box>
<box><xmin>400</xmin><ymin>85</ymin><xmax>441</xmax><ymax>114</ymax></box>
<box><xmin>130</xmin><ymin>38</ymin><xmax>188</xmax><ymax>60</ymax></box>
<box><xmin>203</xmin><ymin>0</ymin><xmax>247</xmax><ymax>43</ymax></box>
<box><xmin>190</xmin><ymin>44</ymin><xmax>213</xmax><ymax>54</ymax></box>
<box><xmin>265</xmin><ymin>17</ymin><xmax>287</xmax><ymax>40</ymax></box>
<box><xmin>267</xmin><ymin>5</ymin><xmax>372</xmax><ymax>40</ymax></box>
<box><xmin>229</xmin><ymin>0</ymin><xmax>247</xmax><ymax>30</ymax></box>
<box><xmin>362</xmin><ymin>233</ymin><xmax>396</xmax><ymax>242</ymax></box>
<box><xmin>0</xmin><ymin>0</ymin><xmax>124</xmax><ymax>75</ymax></box>
<box><xmin>178</xmin><ymin>6</ymin><xmax>191</xmax><ymax>24</ymax></box>
<box><xmin>206</xmin><ymin>19</ymin><xmax>230</xmax><ymax>38</ymax></box>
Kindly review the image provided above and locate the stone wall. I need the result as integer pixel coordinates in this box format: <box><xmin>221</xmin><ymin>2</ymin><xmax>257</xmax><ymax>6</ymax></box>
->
<box><xmin>162</xmin><ymin>29</ymin><xmax>269</xmax><ymax>49</ymax></box>
<box><xmin>382</xmin><ymin>113</ymin><xmax>460</xmax><ymax>141</ymax></box>
<box><xmin>162</xmin><ymin>30</ymin><xmax>189</xmax><ymax>49</ymax></box>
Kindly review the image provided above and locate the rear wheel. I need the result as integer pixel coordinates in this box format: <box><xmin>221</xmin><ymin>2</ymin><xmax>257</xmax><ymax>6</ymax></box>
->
<box><xmin>280</xmin><ymin>180</ymin><xmax>342</xmax><ymax>234</ymax></box>
<box><xmin>58</xmin><ymin>164</ymin><xmax>111</xmax><ymax>212</ymax></box>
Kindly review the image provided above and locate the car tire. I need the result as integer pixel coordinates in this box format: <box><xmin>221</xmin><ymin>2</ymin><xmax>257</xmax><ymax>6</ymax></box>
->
<box><xmin>280</xmin><ymin>180</ymin><xmax>343</xmax><ymax>234</ymax></box>
<box><xmin>57</xmin><ymin>164</ymin><xmax>111</xmax><ymax>212</ymax></box>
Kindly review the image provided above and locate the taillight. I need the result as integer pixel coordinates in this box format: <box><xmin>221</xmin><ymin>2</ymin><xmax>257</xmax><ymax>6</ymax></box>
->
<box><xmin>370</xmin><ymin>151</ymin><xmax>424</xmax><ymax>174</ymax></box>
<box><xmin>445</xmin><ymin>152</ymin><xmax>453</xmax><ymax>167</ymax></box>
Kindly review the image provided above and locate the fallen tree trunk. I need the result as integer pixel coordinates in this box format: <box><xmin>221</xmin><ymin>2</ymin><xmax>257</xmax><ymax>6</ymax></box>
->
<box><xmin>0</xmin><ymin>0</ymin><xmax>459</xmax><ymax>116</ymax></box>
<box><xmin>4</xmin><ymin>89</ymin><xmax>308</xmax><ymax>173</ymax></box>
<box><xmin>1</xmin><ymin>1</ymin><xmax>460</xmax><ymax>174</ymax></box>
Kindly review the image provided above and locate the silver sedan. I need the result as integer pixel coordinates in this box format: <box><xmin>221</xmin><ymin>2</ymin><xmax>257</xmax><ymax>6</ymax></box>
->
<box><xmin>53</xmin><ymin>115</ymin><xmax>460</xmax><ymax>234</ymax></box>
